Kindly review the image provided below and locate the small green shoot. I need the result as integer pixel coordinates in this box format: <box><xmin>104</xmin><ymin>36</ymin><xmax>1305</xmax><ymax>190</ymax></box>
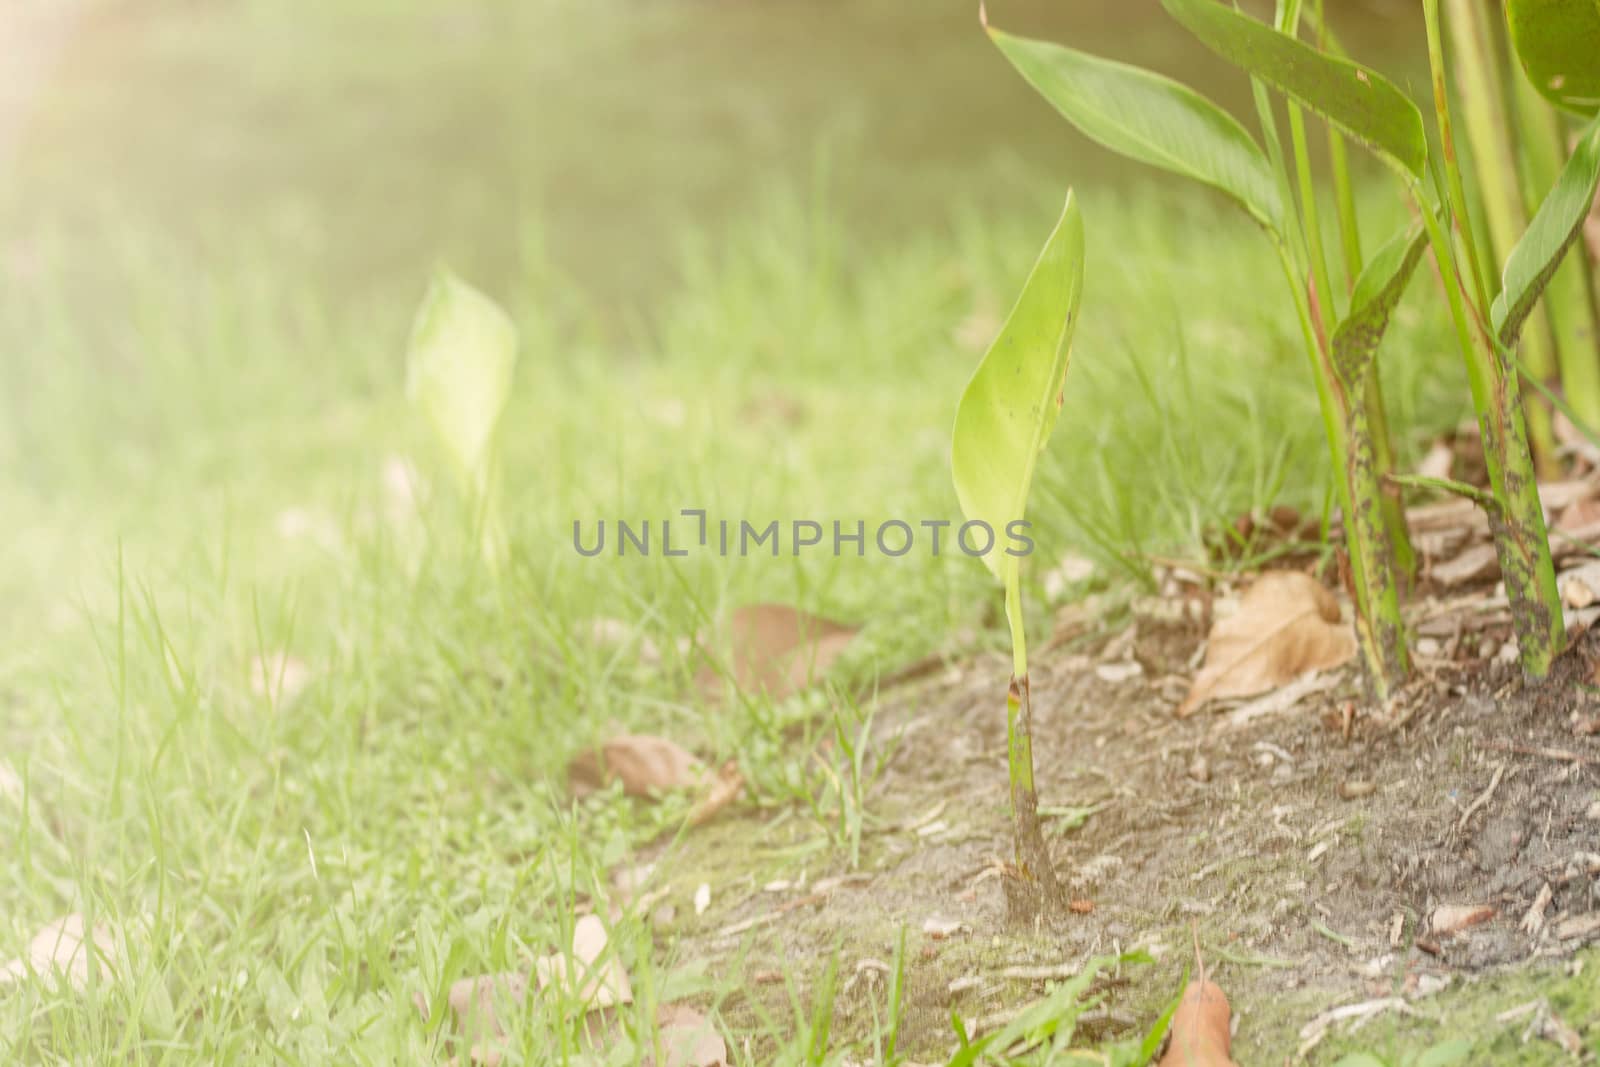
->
<box><xmin>951</xmin><ymin>189</ymin><xmax>1084</xmax><ymax>918</ymax></box>
<box><xmin>405</xmin><ymin>269</ymin><xmax>517</xmax><ymax>572</ymax></box>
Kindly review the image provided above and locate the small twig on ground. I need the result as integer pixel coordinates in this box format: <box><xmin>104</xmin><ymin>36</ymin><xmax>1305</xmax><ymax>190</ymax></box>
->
<box><xmin>1454</xmin><ymin>761</ymin><xmax>1507</xmax><ymax>837</ymax></box>
<box><xmin>1480</xmin><ymin>740</ymin><xmax>1597</xmax><ymax>764</ymax></box>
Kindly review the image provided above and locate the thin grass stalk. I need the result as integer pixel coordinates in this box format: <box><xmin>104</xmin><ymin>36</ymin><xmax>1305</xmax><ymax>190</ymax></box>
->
<box><xmin>1511</xmin><ymin>67</ymin><xmax>1600</xmax><ymax>429</ymax></box>
<box><xmin>1420</xmin><ymin>0</ymin><xmax>1566</xmax><ymax>677</ymax></box>
<box><xmin>1445</xmin><ymin>0</ymin><xmax>1561</xmax><ymax>476</ymax></box>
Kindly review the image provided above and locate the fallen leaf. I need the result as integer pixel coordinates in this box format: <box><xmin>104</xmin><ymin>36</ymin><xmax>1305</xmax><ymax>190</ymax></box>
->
<box><xmin>445</xmin><ymin>971</ymin><xmax>529</xmax><ymax>1042</ymax></box>
<box><xmin>380</xmin><ymin>454</ymin><xmax>424</xmax><ymax>517</ymax></box>
<box><xmin>1417</xmin><ymin>439</ymin><xmax>1455</xmax><ymax>481</ymax></box>
<box><xmin>651</xmin><ymin>1004</ymin><xmax>728</xmax><ymax>1067</ymax></box>
<box><xmin>248</xmin><ymin>653</ymin><xmax>311</xmax><ymax>703</ymax></box>
<box><xmin>0</xmin><ymin>914</ymin><xmax>115</xmax><ymax>991</ymax></box>
<box><xmin>1159</xmin><ymin>979</ymin><xmax>1237</xmax><ymax>1066</ymax></box>
<box><xmin>1095</xmin><ymin>661</ymin><xmax>1143</xmax><ymax>683</ymax></box>
<box><xmin>1430</xmin><ymin>904</ymin><xmax>1495</xmax><ymax>937</ymax></box>
<box><xmin>534</xmin><ymin>914</ymin><xmax>632</xmax><ymax>1009</ymax></box>
<box><xmin>1432</xmin><ymin>543</ymin><xmax>1500</xmax><ymax>587</ymax></box>
<box><xmin>1558</xmin><ymin>494</ymin><xmax>1600</xmax><ymax>533</ymax></box>
<box><xmin>569</xmin><ymin>736</ymin><xmax>706</xmax><ymax>798</ymax></box>
<box><xmin>1178</xmin><ymin>572</ymin><xmax>1356</xmax><ymax>716</ymax></box>
<box><xmin>922</xmin><ymin>917</ymin><xmax>969</xmax><ymax>939</ymax></box>
<box><xmin>1559</xmin><ymin>562</ymin><xmax>1600</xmax><ymax>609</ymax></box>
<box><xmin>587</xmin><ymin>618</ymin><xmax>664</xmax><ymax>667</ymax></box>
<box><xmin>1043</xmin><ymin>554</ymin><xmax>1096</xmax><ymax>600</ymax></box>
<box><xmin>695</xmin><ymin>604</ymin><xmax>857</xmax><ymax>701</ymax></box>
<box><xmin>686</xmin><ymin>762</ymin><xmax>744</xmax><ymax>826</ymax></box>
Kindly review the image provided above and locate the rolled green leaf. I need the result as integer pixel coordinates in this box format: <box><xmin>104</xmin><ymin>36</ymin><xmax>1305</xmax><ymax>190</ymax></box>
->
<box><xmin>1162</xmin><ymin>0</ymin><xmax>1428</xmax><ymax>179</ymax></box>
<box><xmin>988</xmin><ymin>26</ymin><xmax>1284</xmax><ymax>233</ymax></box>
<box><xmin>1492</xmin><ymin>115</ymin><xmax>1600</xmax><ymax>345</ymax></box>
<box><xmin>1505</xmin><ymin>0</ymin><xmax>1600</xmax><ymax>115</ymax></box>
<box><xmin>952</xmin><ymin>191</ymin><xmax>1084</xmax><ymax>586</ymax></box>
<box><xmin>1331</xmin><ymin>219</ymin><xmax>1430</xmax><ymax>387</ymax></box>
<box><xmin>406</xmin><ymin>270</ymin><xmax>518</xmax><ymax>496</ymax></box>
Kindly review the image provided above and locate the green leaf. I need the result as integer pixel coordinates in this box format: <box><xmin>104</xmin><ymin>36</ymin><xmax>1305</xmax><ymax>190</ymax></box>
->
<box><xmin>1413</xmin><ymin>1039</ymin><xmax>1474</xmax><ymax>1067</ymax></box>
<box><xmin>988</xmin><ymin>27</ymin><xmax>1283</xmax><ymax>232</ymax></box>
<box><xmin>1506</xmin><ymin>0</ymin><xmax>1600</xmax><ymax>115</ymax></box>
<box><xmin>1492</xmin><ymin>115</ymin><xmax>1600</xmax><ymax>344</ymax></box>
<box><xmin>1330</xmin><ymin>1056</ymin><xmax>1390</xmax><ymax>1067</ymax></box>
<box><xmin>951</xmin><ymin>191</ymin><xmax>1085</xmax><ymax>584</ymax></box>
<box><xmin>1331</xmin><ymin>218</ymin><xmax>1430</xmax><ymax>386</ymax></box>
<box><xmin>1162</xmin><ymin>0</ymin><xmax>1428</xmax><ymax>178</ymax></box>
<box><xmin>406</xmin><ymin>270</ymin><xmax>518</xmax><ymax>495</ymax></box>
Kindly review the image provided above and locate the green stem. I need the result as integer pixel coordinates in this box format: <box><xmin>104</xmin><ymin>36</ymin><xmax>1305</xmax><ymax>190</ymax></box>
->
<box><xmin>1001</xmin><ymin>567</ymin><xmax>1060</xmax><ymax>919</ymax></box>
<box><xmin>1364</xmin><ymin>371</ymin><xmax>1415</xmax><ymax>578</ymax></box>
<box><xmin>1313</xmin><ymin>0</ymin><xmax>1364</xmax><ymax>280</ymax></box>
<box><xmin>1277</xmin><ymin>245</ymin><xmax>1405</xmax><ymax>696</ymax></box>
<box><xmin>1423</xmin><ymin>0</ymin><xmax>1494</xmax><ymax>314</ymax></box>
<box><xmin>1290</xmin><ymin>107</ymin><xmax>1339</xmax><ymax>322</ymax></box>
<box><xmin>1445</xmin><ymin>0</ymin><xmax>1560</xmax><ymax>476</ymax></box>
<box><xmin>1512</xmin><ymin>67</ymin><xmax>1600</xmax><ymax>431</ymax></box>
<box><xmin>1420</xmin><ymin>0</ymin><xmax>1564</xmax><ymax>678</ymax></box>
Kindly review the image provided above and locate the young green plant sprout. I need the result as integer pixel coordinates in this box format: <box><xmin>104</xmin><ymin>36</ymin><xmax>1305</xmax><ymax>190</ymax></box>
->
<box><xmin>951</xmin><ymin>191</ymin><xmax>1084</xmax><ymax>920</ymax></box>
<box><xmin>405</xmin><ymin>269</ymin><xmax>518</xmax><ymax>573</ymax></box>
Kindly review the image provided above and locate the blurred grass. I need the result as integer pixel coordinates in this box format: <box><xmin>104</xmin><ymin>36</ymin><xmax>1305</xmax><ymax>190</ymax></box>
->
<box><xmin>0</xmin><ymin>0</ymin><xmax>1474</xmax><ymax>1060</ymax></box>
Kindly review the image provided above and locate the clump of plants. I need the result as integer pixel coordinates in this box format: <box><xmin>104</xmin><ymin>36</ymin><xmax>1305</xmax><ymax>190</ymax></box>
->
<box><xmin>959</xmin><ymin>0</ymin><xmax>1598</xmax><ymax>917</ymax></box>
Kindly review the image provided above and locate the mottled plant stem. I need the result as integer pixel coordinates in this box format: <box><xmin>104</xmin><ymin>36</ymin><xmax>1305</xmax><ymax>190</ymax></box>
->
<box><xmin>1420</xmin><ymin>0</ymin><xmax>1566</xmax><ymax>678</ymax></box>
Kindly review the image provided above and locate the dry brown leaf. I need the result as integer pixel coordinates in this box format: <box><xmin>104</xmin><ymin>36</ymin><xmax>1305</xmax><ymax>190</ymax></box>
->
<box><xmin>1432</xmin><ymin>543</ymin><xmax>1500</xmax><ymax>588</ymax></box>
<box><xmin>586</xmin><ymin>618</ymin><xmax>664</xmax><ymax>667</ymax></box>
<box><xmin>445</xmin><ymin>971</ymin><xmax>529</xmax><ymax>1042</ymax></box>
<box><xmin>1431</xmin><ymin>904</ymin><xmax>1495</xmax><ymax>937</ymax></box>
<box><xmin>1158</xmin><ymin>979</ymin><xmax>1237</xmax><ymax>1066</ymax></box>
<box><xmin>651</xmin><ymin>1004</ymin><xmax>728</xmax><ymax>1067</ymax></box>
<box><xmin>1561</xmin><ymin>562</ymin><xmax>1600</xmax><ymax>609</ymax></box>
<box><xmin>248</xmin><ymin>653</ymin><xmax>311</xmax><ymax>703</ymax></box>
<box><xmin>687</xmin><ymin>762</ymin><xmax>744</xmax><ymax>826</ymax></box>
<box><xmin>533</xmin><ymin>914</ymin><xmax>632</xmax><ymax>1009</ymax></box>
<box><xmin>695</xmin><ymin>604</ymin><xmax>857</xmax><ymax>701</ymax></box>
<box><xmin>1559</xmin><ymin>494</ymin><xmax>1600</xmax><ymax>533</ymax></box>
<box><xmin>1416</xmin><ymin>438</ymin><xmax>1456</xmax><ymax>481</ymax></box>
<box><xmin>1178</xmin><ymin>572</ymin><xmax>1356</xmax><ymax>717</ymax></box>
<box><xmin>569</xmin><ymin>735</ymin><xmax>706</xmax><ymax>798</ymax></box>
<box><xmin>0</xmin><ymin>914</ymin><xmax>115</xmax><ymax>991</ymax></box>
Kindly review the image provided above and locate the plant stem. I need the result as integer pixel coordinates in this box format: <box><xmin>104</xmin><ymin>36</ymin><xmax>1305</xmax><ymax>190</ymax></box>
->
<box><xmin>1419</xmin><ymin>0</ymin><xmax>1565</xmax><ymax>677</ymax></box>
<box><xmin>1444</xmin><ymin>0</ymin><xmax>1561</xmax><ymax>477</ymax></box>
<box><xmin>1277</xmin><ymin>245</ymin><xmax>1407</xmax><ymax>696</ymax></box>
<box><xmin>1512</xmin><ymin>69</ymin><xmax>1600</xmax><ymax>431</ymax></box>
<box><xmin>1001</xmin><ymin>567</ymin><xmax>1062</xmax><ymax>920</ymax></box>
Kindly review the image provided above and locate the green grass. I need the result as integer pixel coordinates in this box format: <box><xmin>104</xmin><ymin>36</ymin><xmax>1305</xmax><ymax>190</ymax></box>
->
<box><xmin>0</xmin><ymin>0</ymin><xmax>1491</xmax><ymax>1060</ymax></box>
<box><xmin>0</xmin><ymin>171</ymin><xmax>1474</xmax><ymax>1061</ymax></box>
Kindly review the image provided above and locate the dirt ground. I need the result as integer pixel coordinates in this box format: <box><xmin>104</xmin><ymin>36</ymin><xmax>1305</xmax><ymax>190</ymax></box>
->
<box><xmin>656</xmin><ymin>585</ymin><xmax>1600</xmax><ymax>1062</ymax></box>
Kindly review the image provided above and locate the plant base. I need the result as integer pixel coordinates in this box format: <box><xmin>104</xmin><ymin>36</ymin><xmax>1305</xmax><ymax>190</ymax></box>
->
<box><xmin>1003</xmin><ymin>676</ymin><xmax>1067</xmax><ymax>924</ymax></box>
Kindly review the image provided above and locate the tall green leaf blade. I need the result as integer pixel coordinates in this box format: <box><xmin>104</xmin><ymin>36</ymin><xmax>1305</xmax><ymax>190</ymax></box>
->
<box><xmin>406</xmin><ymin>270</ymin><xmax>518</xmax><ymax>494</ymax></box>
<box><xmin>1506</xmin><ymin>0</ymin><xmax>1600</xmax><ymax>115</ymax></box>
<box><xmin>1331</xmin><ymin>219</ymin><xmax>1430</xmax><ymax>385</ymax></box>
<box><xmin>1162</xmin><ymin>0</ymin><xmax>1428</xmax><ymax>178</ymax></box>
<box><xmin>988</xmin><ymin>28</ymin><xmax>1284</xmax><ymax>233</ymax></box>
<box><xmin>952</xmin><ymin>191</ymin><xmax>1085</xmax><ymax>581</ymax></box>
<box><xmin>1492</xmin><ymin>116</ymin><xmax>1600</xmax><ymax>343</ymax></box>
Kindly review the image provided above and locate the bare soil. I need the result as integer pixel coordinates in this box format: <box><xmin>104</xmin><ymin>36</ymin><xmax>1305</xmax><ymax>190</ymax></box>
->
<box><xmin>656</xmin><ymin>595</ymin><xmax>1600</xmax><ymax>1061</ymax></box>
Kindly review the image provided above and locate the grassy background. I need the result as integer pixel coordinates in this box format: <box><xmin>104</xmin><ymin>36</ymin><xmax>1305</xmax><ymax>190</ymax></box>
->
<box><xmin>0</xmin><ymin>0</ymin><xmax>1484</xmax><ymax>1061</ymax></box>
